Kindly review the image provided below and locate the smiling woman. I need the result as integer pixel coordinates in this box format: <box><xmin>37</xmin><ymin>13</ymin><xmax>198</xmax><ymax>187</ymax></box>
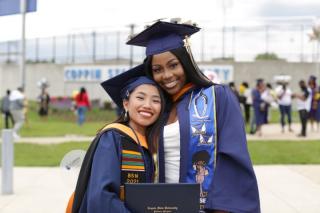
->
<box><xmin>151</xmin><ymin>51</ymin><xmax>187</xmax><ymax>96</ymax></box>
<box><xmin>128</xmin><ymin>19</ymin><xmax>261</xmax><ymax>212</ymax></box>
<box><xmin>123</xmin><ymin>84</ymin><xmax>162</xmax><ymax>135</ymax></box>
<box><xmin>67</xmin><ymin>64</ymin><xmax>166</xmax><ymax>213</ymax></box>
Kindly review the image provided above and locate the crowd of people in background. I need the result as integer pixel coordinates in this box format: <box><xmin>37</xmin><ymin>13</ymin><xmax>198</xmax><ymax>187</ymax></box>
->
<box><xmin>1</xmin><ymin>76</ymin><xmax>319</xmax><ymax>139</ymax></box>
<box><xmin>232</xmin><ymin>75</ymin><xmax>320</xmax><ymax>137</ymax></box>
<box><xmin>0</xmin><ymin>84</ymin><xmax>93</xmax><ymax>140</ymax></box>
<box><xmin>0</xmin><ymin>85</ymin><xmax>51</xmax><ymax>139</ymax></box>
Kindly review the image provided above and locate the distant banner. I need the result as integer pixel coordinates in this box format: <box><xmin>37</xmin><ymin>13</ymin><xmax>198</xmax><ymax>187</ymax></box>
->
<box><xmin>199</xmin><ymin>65</ymin><xmax>234</xmax><ymax>84</ymax></box>
<box><xmin>0</xmin><ymin>0</ymin><xmax>37</xmax><ymax>16</ymax></box>
<box><xmin>64</xmin><ymin>66</ymin><xmax>129</xmax><ymax>82</ymax></box>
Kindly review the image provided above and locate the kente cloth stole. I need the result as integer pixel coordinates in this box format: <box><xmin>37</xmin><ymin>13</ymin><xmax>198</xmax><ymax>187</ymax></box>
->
<box><xmin>186</xmin><ymin>86</ymin><xmax>217</xmax><ymax>211</ymax></box>
<box><xmin>102</xmin><ymin>123</ymin><xmax>147</xmax><ymax>184</ymax></box>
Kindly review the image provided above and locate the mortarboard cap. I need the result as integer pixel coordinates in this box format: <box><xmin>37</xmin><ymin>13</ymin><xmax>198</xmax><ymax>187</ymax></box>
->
<box><xmin>309</xmin><ymin>75</ymin><xmax>317</xmax><ymax>81</ymax></box>
<box><xmin>127</xmin><ymin>20</ymin><xmax>200</xmax><ymax>56</ymax></box>
<box><xmin>101</xmin><ymin>64</ymin><xmax>156</xmax><ymax>108</ymax></box>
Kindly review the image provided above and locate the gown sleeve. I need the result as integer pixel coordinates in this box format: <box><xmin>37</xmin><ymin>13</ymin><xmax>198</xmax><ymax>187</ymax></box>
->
<box><xmin>82</xmin><ymin>131</ymin><xmax>131</xmax><ymax>213</ymax></box>
<box><xmin>204</xmin><ymin>85</ymin><xmax>260</xmax><ymax>213</ymax></box>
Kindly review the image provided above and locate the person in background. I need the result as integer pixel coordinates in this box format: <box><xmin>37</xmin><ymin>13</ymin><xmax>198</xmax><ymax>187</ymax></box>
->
<box><xmin>242</xmin><ymin>82</ymin><xmax>252</xmax><ymax>125</ymax></box>
<box><xmin>128</xmin><ymin>19</ymin><xmax>260</xmax><ymax>212</ymax></box>
<box><xmin>238</xmin><ymin>82</ymin><xmax>246</xmax><ymax>98</ymax></box>
<box><xmin>275</xmin><ymin>82</ymin><xmax>293</xmax><ymax>133</ymax></box>
<box><xmin>38</xmin><ymin>88</ymin><xmax>50</xmax><ymax>121</ymax></box>
<box><xmin>9</xmin><ymin>87</ymin><xmax>25</xmax><ymax>139</ymax></box>
<box><xmin>316</xmin><ymin>84</ymin><xmax>320</xmax><ymax>132</ymax></box>
<box><xmin>293</xmin><ymin>80</ymin><xmax>311</xmax><ymax>137</ymax></box>
<box><xmin>238</xmin><ymin>82</ymin><xmax>246</xmax><ymax>114</ymax></box>
<box><xmin>261</xmin><ymin>83</ymin><xmax>278</xmax><ymax>124</ymax></box>
<box><xmin>74</xmin><ymin>87</ymin><xmax>91</xmax><ymax>126</ymax></box>
<box><xmin>252</xmin><ymin>79</ymin><xmax>267</xmax><ymax>136</ymax></box>
<box><xmin>308</xmin><ymin>75</ymin><xmax>320</xmax><ymax>131</ymax></box>
<box><xmin>1</xmin><ymin>90</ymin><xmax>14</xmax><ymax>129</ymax></box>
<box><xmin>228</xmin><ymin>81</ymin><xmax>240</xmax><ymax>102</ymax></box>
<box><xmin>67</xmin><ymin>64</ymin><xmax>165</xmax><ymax>213</ymax></box>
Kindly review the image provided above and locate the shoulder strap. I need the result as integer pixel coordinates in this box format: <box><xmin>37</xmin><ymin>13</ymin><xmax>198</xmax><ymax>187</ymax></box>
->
<box><xmin>102</xmin><ymin>123</ymin><xmax>148</xmax><ymax>149</ymax></box>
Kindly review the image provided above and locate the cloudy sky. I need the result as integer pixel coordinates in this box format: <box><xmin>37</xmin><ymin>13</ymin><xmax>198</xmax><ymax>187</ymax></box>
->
<box><xmin>0</xmin><ymin>0</ymin><xmax>319</xmax><ymax>41</ymax></box>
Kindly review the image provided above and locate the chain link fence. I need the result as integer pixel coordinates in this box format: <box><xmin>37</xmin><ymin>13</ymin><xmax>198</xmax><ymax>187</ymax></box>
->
<box><xmin>0</xmin><ymin>24</ymin><xmax>319</xmax><ymax>64</ymax></box>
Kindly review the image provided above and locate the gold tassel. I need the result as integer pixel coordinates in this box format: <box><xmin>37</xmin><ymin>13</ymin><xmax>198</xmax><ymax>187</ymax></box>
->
<box><xmin>153</xmin><ymin>153</ymin><xmax>159</xmax><ymax>183</ymax></box>
<box><xmin>184</xmin><ymin>35</ymin><xmax>198</xmax><ymax>70</ymax></box>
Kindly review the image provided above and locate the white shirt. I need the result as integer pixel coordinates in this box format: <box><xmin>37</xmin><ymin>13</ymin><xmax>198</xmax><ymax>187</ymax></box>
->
<box><xmin>243</xmin><ymin>88</ymin><xmax>253</xmax><ymax>105</ymax></box>
<box><xmin>9</xmin><ymin>90</ymin><xmax>24</xmax><ymax>101</ymax></box>
<box><xmin>262</xmin><ymin>89</ymin><xmax>278</xmax><ymax>108</ymax></box>
<box><xmin>275</xmin><ymin>86</ymin><xmax>292</xmax><ymax>106</ymax></box>
<box><xmin>297</xmin><ymin>88</ymin><xmax>312</xmax><ymax>111</ymax></box>
<box><xmin>163</xmin><ymin>120</ymin><xmax>180</xmax><ymax>183</ymax></box>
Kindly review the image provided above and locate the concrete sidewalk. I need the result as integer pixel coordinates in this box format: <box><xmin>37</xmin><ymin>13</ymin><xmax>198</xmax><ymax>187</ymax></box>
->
<box><xmin>0</xmin><ymin>165</ymin><xmax>320</xmax><ymax>213</ymax></box>
<box><xmin>247</xmin><ymin>123</ymin><xmax>320</xmax><ymax>141</ymax></box>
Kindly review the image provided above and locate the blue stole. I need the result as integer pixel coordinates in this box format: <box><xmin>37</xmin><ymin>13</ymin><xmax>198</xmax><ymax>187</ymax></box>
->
<box><xmin>178</xmin><ymin>86</ymin><xmax>217</xmax><ymax>211</ymax></box>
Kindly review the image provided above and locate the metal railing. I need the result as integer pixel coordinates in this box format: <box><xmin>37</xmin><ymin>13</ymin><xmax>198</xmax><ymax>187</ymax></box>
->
<box><xmin>0</xmin><ymin>24</ymin><xmax>318</xmax><ymax>64</ymax></box>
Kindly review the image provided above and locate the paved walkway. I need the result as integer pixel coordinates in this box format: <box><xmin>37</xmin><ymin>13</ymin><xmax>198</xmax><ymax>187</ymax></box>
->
<box><xmin>247</xmin><ymin>123</ymin><xmax>320</xmax><ymax>141</ymax></box>
<box><xmin>0</xmin><ymin>165</ymin><xmax>320</xmax><ymax>213</ymax></box>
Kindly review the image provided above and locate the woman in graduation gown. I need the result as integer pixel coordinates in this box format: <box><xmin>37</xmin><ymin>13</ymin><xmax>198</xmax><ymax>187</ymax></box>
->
<box><xmin>127</xmin><ymin>20</ymin><xmax>260</xmax><ymax>213</ymax></box>
<box><xmin>67</xmin><ymin>64</ymin><xmax>165</xmax><ymax>213</ymax></box>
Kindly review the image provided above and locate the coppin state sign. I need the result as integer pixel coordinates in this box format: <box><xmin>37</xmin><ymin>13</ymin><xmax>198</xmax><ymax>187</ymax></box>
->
<box><xmin>64</xmin><ymin>66</ymin><xmax>129</xmax><ymax>82</ymax></box>
<box><xmin>64</xmin><ymin>65</ymin><xmax>233</xmax><ymax>83</ymax></box>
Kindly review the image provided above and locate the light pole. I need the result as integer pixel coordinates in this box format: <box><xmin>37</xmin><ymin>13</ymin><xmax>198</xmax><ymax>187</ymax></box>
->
<box><xmin>127</xmin><ymin>24</ymin><xmax>136</xmax><ymax>68</ymax></box>
<box><xmin>20</xmin><ymin>0</ymin><xmax>26</xmax><ymax>90</ymax></box>
<box><xmin>308</xmin><ymin>19</ymin><xmax>320</xmax><ymax>79</ymax></box>
<box><xmin>220</xmin><ymin>0</ymin><xmax>233</xmax><ymax>59</ymax></box>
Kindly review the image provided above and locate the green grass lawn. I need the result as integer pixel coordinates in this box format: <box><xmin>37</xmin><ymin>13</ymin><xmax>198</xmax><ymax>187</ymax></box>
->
<box><xmin>248</xmin><ymin>141</ymin><xmax>320</xmax><ymax>164</ymax></box>
<box><xmin>0</xmin><ymin>102</ymin><xmax>117</xmax><ymax>136</ymax></box>
<box><xmin>0</xmin><ymin>101</ymin><xmax>301</xmax><ymax>136</ymax></box>
<box><xmin>2</xmin><ymin>101</ymin><xmax>319</xmax><ymax>166</ymax></box>
<box><xmin>15</xmin><ymin>142</ymin><xmax>90</xmax><ymax>166</ymax></box>
<box><xmin>13</xmin><ymin>140</ymin><xmax>320</xmax><ymax>166</ymax></box>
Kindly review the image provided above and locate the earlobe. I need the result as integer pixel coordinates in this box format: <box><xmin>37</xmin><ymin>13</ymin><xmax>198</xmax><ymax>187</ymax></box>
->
<box><xmin>123</xmin><ymin>100</ymin><xmax>128</xmax><ymax>111</ymax></box>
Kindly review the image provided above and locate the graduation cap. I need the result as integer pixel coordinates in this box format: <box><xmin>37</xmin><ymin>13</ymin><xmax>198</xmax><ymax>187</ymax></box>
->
<box><xmin>309</xmin><ymin>75</ymin><xmax>317</xmax><ymax>82</ymax></box>
<box><xmin>127</xmin><ymin>20</ymin><xmax>200</xmax><ymax>56</ymax></box>
<box><xmin>100</xmin><ymin>64</ymin><xmax>156</xmax><ymax>108</ymax></box>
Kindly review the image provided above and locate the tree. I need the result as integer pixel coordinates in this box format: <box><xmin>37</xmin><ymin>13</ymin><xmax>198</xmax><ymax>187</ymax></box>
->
<box><xmin>255</xmin><ymin>52</ymin><xmax>280</xmax><ymax>61</ymax></box>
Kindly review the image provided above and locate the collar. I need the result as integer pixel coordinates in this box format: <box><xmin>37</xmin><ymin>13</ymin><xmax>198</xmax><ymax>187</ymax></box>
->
<box><xmin>172</xmin><ymin>83</ymin><xmax>195</xmax><ymax>102</ymax></box>
<box><xmin>102</xmin><ymin>123</ymin><xmax>148</xmax><ymax>149</ymax></box>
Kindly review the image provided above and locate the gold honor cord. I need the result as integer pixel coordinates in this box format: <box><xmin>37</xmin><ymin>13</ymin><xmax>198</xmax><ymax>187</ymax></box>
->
<box><xmin>153</xmin><ymin>152</ymin><xmax>159</xmax><ymax>183</ymax></box>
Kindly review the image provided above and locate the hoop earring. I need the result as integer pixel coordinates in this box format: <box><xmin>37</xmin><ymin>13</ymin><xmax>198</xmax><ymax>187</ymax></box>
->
<box><xmin>124</xmin><ymin>110</ymin><xmax>128</xmax><ymax>121</ymax></box>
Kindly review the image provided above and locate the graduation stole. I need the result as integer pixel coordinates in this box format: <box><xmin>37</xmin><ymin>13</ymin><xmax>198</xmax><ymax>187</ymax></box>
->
<box><xmin>102</xmin><ymin>123</ymin><xmax>150</xmax><ymax>200</ymax></box>
<box><xmin>102</xmin><ymin>123</ymin><xmax>148</xmax><ymax>184</ymax></box>
<box><xmin>186</xmin><ymin>86</ymin><xmax>217</xmax><ymax>209</ymax></box>
<box><xmin>66</xmin><ymin>123</ymin><xmax>149</xmax><ymax>212</ymax></box>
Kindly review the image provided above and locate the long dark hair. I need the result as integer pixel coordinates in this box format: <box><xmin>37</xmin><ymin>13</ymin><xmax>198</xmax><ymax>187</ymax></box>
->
<box><xmin>110</xmin><ymin>84</ymin><xmax>166</xmax><ymax>156</ymax></box>
<box><xmin>144</xmin><ymin>47</ymin><xmax>213</xmax><ymax>88</ymax></box>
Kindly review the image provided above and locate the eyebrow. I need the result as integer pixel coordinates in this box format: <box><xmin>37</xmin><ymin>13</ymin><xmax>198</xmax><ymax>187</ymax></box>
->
<box><xmin>152</xmin><ymin>58</ymin><xmax>178</xmax><ymax>67</ymax></box>
<box><xmin>166</xmin><ymin>58</ymin><xmax>178</xmax><ymax>65</ymax></box>
<box><xmin>136</xmin><ymin>91</ymin><xmax>160</xmax><ymax>99</ymax></box>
